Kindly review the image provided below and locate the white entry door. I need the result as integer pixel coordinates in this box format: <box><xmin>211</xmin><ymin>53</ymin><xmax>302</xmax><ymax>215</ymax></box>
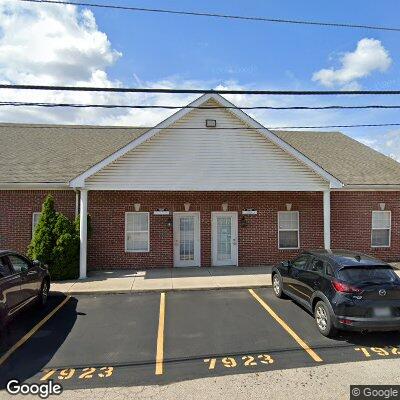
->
<box><xmin>173</xmin><ymin>212</ymin><xmax>201</xmax><ymax>267</ymax></box>
<box><xmin>211</xmin><ymin>212</ymin><xmax>238</xmax><ymax>266</ymax></box>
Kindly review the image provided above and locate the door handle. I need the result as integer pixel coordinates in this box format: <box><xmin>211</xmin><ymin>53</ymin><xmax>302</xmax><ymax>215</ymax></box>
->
<box><xmin>232</xmin><ymin>238</ymin><xmax>237</xmax><ymax>245</ymax></box>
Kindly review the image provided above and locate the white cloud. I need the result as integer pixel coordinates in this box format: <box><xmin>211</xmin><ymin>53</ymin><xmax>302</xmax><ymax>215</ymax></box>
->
<box><xmin>312</xmin><ymin>38</ymin><xmax>392</xmax><ymax>88</ymax></box>
<box><xmin>0</xmin><ymin>0</ymin><xmax>120</xmax><ymax>85</ymax></box>
<box><xmin>0</xmin><ymin>1</ymin><xmax>398</xmax><ymax>164</ymax></box>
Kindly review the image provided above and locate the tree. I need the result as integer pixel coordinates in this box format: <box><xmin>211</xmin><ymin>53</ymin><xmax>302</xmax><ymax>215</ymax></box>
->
<box><xmin>52</xmin><ymin>213</ymin><xmax>80</xmax><ymax>280</ymax></box>
<box><xmin>27</xmin><ymin>195</ymin><xmax>92</xmax><ymax>281</ymax></box>
<box><xmin>27</xmin><ymin>195</ymin><xmax>57</xmax><ymax>265</ymax></box>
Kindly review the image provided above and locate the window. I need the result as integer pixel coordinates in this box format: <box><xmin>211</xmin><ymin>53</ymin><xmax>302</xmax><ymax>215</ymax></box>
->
<box><xmin>8</xmin><ymin>254</ymin><xmax>30</xmax><ymax>273</ymax></box>
<box><xmin>0</xmin><ymin>257</ymin><xmax>12</xmax><ymax>278</ymax></box>
<box><xmin>371</xmin><ymin>211</ymin><xmax>391</xmax><ymax>247</ymax></box>
<box><xmin>32</xmin><ymin>212</ymin><xmax>41</xmax><ymax>237</ymax></box>
<box><xmin>125</xmin><ymin>212</ymin><xmax>150</xmax><ymax>252</ymax></box>
<box><xmin>292</xmin><ymin>255</ymin><xmax>310</xmax><ymax>270</ymax></box>
<box><xmin>308</xmin><ymin>258</ymin><xmax>325</xmax><ymax>274</ymax></box>
<box><xmin>278</xmin><ymin>211</ymin><xmax>299</xmax><ymax>249</ymax></box>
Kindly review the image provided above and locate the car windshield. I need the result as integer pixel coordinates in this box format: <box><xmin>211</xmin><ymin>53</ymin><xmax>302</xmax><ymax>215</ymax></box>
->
<box><xmin>337</xmin><ymin>266</ymin><xmax>398</xmax><ymax>284</ymax></box>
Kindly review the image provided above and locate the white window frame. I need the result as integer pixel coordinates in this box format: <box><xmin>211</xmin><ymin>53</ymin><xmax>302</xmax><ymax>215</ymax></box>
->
<box><xmin>32</xmin><ymin>212</ymin><xmax>41</xmax><ymax>238</ymax></box>
<box><xmin>371</xmin><ymin>210</ymin><xmax>391</xmax><ymax>248</ymax></box>
<box><xmin>278</xmin><ymin>211</ymin><xmax>300</xmax><ymax>250</ymax></box>
<box><xmin>125</xmin><ymin>212</ymin><xmax>150</xmax><ymax>253</ymax></box>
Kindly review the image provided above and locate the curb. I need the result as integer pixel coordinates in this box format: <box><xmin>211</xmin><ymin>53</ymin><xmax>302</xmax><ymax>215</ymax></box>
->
<box><xmin>50</xmin><ymin>284</ymin><xmax>273</xmax><ymax>296</ymax></box>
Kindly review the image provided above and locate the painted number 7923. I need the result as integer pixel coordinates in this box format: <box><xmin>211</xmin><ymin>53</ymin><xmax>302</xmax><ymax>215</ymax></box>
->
<box><xmin>204</xmin><ymin>354</ymin><xmax>274</xmax><ymax>370</ymax></box>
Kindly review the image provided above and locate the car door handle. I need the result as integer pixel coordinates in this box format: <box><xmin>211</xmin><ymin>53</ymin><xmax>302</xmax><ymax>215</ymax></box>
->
<box><xmin>27</xmin><ymin>271</ymin><xmax>37</xmax><ymax>276</ymax></box>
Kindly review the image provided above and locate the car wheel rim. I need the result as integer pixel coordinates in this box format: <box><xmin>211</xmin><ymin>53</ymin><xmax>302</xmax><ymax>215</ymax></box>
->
<box><xmin>42</xmin><ymin>283</ymin><xmax>48</xmax><ymax>303</ymax></box>
<box><xmin>273</xmin><ymin>276</ymin><xmax>280</xmax><ymax>295</ymax></box>
<box><xmin>316</xmin><ymin>305</ymin><xmax>328</xmax><ymax>331</ymax></box>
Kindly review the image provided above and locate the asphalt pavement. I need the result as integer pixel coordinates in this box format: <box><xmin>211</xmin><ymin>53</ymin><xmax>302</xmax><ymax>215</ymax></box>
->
<box><xmin>1</xmin><ymin>289</ymin><xmax>399</xmax><ymax>391</ymax></box>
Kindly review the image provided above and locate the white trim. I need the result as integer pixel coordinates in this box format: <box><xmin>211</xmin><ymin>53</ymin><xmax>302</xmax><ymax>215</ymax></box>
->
<box><xmin>32</xmin><ymin>212</ymin><xmax>41</xmax><ymax>238</ymax></box>
<box><xmin>371</xmin><ymin>210</ymin><xmax>391</xmax><ymax>248</ymax></box>
<box><xmin>211</xmin><ymin>211</ymin><xmax>238</xmax><ymax>267</ymax></box>
<box><xmin>84</xmin><ymin>184</ymin><xmax>329</xmax><ymax>192</ymax></box>
<box><xmin>79</xmin><ymin>189</ymin><xmax>88</xmax><ymax>279</ymax></box>
<box><xmin>333</xmin><ymin>185</ymin><xmax>400</xmax><ymax>191</ymax></box>
<box><xmin>75</xmin><ymin>191</ymin><xmax>80</xmax><ymax>218</ymax></box>
<box><xmin>323</xmin><ymin>190</ymin><xmax>331</xmax><ymax>250</ymax></box>
<box><xmin>125</xmin><ymin>212</ymin><xmax>150</xmax><ymax>253</ymax></box>
<box><xmin>278</xmin><ymin>211</ymin><xmax>300</xmax><ymax>250</ymax></box>
<box><xmin>173</xmin><ymin>212</ymin><xmax>201</xmax><ymax>267</ymax></box>
<box><xmin>69</xmin><ymin>93</ymin><xmax>343</xmax><ymax>189</ymax></box>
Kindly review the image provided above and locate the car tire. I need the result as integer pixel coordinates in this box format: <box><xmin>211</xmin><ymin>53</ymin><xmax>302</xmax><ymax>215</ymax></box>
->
<box><xmin>314</xmin><ymin>301</ymin><xmax>337</xmax><ymax>337</ymax></box>
<box><xmin>38</xmin><ymin>279</ymin><xmax>49</xmax><ymax>307</ymax></box>
<box><xmin>272</xmin><ymin>273</ymin><xmax>286</xmax><ymax>298</ymax></box>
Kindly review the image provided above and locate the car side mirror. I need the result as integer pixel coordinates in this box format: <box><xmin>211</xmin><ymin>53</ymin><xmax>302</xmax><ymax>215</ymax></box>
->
<box><xmin>282</xmin><ymin>260</ymin><xmax>291</xmax><ymax>268</ymax></box>
<box><xmin>32</xmin><ymin>260</ymin><xmax>41</xmax><ymax>267</ymax></box>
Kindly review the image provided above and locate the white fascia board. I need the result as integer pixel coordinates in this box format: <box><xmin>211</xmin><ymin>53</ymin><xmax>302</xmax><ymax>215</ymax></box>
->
<box><xmin>211</xmin><ymin>94</ymin><xmax>343</xmax><ymax>189</ymax></box>
<box><xmin>69</xmin><ymin>93</ymin><xmax>216</xmax><ymax>188</ymax></box>
<box><xmin>69</xmin><ymin>92</ymin><xmax>343</xmax><ymax>189</ymax></box>
<box><xmin>333</xmin><ymin>185</ymin><xmax>400</xmax><ymax>191</ymax></box>
<box><xmin>84</xmin><ymin>184</ymin><xmax>329</xmax><ymax>191</ymax></box>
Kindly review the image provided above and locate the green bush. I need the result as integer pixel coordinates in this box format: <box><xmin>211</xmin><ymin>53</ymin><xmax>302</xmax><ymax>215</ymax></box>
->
<box><xmin>28</xmin><ymin>194</ymin><xmax>92</xmax><ymax>281</ymax></box>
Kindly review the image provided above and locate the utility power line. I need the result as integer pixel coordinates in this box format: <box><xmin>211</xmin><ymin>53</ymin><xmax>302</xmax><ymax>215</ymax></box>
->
<box><xmin>2</xmin><ymin>101</ymin><xmax>400</xmax><ymax>111</ymax></box>
<box><xmin>17</xmin><ymin>0</ymin><xmax>400</xmax><ymax>33</ymax></box>
<box><xmin>2</xmin><ymin>123</ymin><xmax>399</xmax><ymax>130</ymax></box>
<box><xmin>2</xmin><ymin>84</ymin><xmax>400</xmax><ymax>95</ymax></box>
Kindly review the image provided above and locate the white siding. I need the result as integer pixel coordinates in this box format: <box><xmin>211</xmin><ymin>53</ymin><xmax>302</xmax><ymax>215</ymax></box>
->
<box><xmin>86</xmin><ymin>100</ymin><xmax>328</xmax><ymax>191</ymax></box>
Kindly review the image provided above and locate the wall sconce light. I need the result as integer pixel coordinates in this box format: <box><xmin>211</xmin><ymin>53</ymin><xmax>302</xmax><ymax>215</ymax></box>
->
<box><xmin>222</xmin><ymin>202</ymin><xmax>228</xmax><ymax>211</ymax></box>
<box><xmin>379</xmin><ymin>203</ymin><xmax>386</xmax><ymax>211</ymax></box>
<box><xmin>166</xmin><ymin>217</ymin><xmax>173</xmax><ymax>228</ymax></box>
<box><xmin>134</xmin><ymin>203</ymin><xmax>141</xmax><ymax>212</ymax></box>
<box><xmin>286</xmin><ymin>203</ymin><xmax>292</xmax><ymax>211</ymax></box>
<box><xmin>240</xmin><ymin>216</ymin><xmax>248</xmax><ymax>228</ymax></box>
<box><xmin>184</xmin><ymin>202</ymin><xmax>191</xmax><ymax>211</ymax></box>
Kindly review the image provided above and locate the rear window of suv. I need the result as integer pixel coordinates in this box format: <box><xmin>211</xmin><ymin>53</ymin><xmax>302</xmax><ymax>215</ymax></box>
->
<box><xmin>337</xmin><ymin>266</ymin><xmax>398</xmax><ymax>284</ymax></box>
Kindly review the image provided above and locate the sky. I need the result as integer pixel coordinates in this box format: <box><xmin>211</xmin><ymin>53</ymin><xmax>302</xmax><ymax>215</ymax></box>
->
<box><xmin>0</xmin><ymin>0</ymin><xmax>400</xmax><ymax>159</ymax></box>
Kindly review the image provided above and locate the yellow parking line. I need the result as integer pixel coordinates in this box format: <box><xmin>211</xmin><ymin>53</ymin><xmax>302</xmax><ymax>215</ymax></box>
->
<box><xmin>155</xmin><ymin>292</ymin><xmax>166</xmax><ymax>375</ymax></box>
<box><xmin>0</xmin><ymin>295</ymin><xmax>71</xmax><ymax>366</ymax></box>
<box><xmin>248</xmin><ymin>289</ymin><xmax>322</xmax><ymax>363</ymax></box>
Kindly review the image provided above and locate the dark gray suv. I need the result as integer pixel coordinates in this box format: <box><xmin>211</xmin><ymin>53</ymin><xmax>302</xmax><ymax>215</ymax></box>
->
<box><xmin>0</xmin><ymin>250</ymin><xmax>50</xmax><ymax>328</ymax></box>
<box><xmin>272</xmin><ymin>249</ymin><xmax>400</xmax><ymax>337</ymax></box>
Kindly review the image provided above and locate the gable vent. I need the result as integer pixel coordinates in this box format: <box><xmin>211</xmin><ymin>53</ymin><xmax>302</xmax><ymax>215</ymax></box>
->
<box><xmin>205</xmin><ymin>119</ymin><xmax>217</xmax><ymax>128</ymax></box>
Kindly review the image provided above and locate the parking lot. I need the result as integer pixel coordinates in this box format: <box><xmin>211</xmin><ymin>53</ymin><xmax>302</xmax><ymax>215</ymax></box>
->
<box><xmin>1</xmin><ymin>288</ymin><xmax>400</xmax><ymax>391</ymax></box>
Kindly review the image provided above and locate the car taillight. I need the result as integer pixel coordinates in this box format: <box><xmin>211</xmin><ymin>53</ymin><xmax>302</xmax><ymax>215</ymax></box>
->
<box><xmin>332</xmin><ymin>279</ymin><xmax>363</xmax><ymax>294</ymax></box>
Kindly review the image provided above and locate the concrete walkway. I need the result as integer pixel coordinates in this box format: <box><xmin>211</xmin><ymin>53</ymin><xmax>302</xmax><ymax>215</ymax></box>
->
<box><xmin>50</xmin><ymin>266</ymin><xmax>273</xmax><ymax>294</ymax></box>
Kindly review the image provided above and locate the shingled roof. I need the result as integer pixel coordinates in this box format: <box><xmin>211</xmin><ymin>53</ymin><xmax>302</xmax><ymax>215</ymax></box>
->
<box><xmin>0</xmin><ymin>122</ymin><xmax>399</xmax><ymax>187</ymax></box>
<box><xmin>0</xmin><ymin>123</ymin><xmax>148</xmax><ymax>184</ymax></box>
<box><xmin>272</xmin><ymin>130</ymin><xmax>400</xmax><ymax>186</ymax></box>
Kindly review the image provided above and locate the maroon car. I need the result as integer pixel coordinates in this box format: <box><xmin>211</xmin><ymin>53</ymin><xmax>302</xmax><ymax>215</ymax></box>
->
<box><xmin>0</xmin><ymin>250</ymin><xmax>50</xmax><ymax>328</ymax></box>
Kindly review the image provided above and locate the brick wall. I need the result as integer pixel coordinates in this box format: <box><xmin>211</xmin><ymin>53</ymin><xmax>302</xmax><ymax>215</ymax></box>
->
<box><xmin>1</xmin><ymin>190</ymin><xmax>399</xmax><ymax>270</ymax></box>
<box><xmin>87</xmin><ymin>191</ymin><xmax>324</xmax><ymax>269</ymax></box>
<box><xmin>0</xmin><ymin>190</ymin><xmax>76</xmax><ymax>254</ymax></box>
<box><xmin>331</xmin><ymin>191</ymin><xmax>400</xmax><ymax>262</ymax></box>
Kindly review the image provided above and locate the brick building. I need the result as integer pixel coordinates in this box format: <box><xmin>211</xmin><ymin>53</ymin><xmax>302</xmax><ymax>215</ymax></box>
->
<box><xmin>1</xmin><ymin>93</ymin><xmax>399</xmax><ymax>278</ymax></box>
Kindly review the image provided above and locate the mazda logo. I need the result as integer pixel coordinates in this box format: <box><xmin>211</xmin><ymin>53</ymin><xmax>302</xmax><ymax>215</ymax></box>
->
<box><xmin>379</xmin><ymin>289</ymin><xmax>387</xmax><ymax>296</ymax></box>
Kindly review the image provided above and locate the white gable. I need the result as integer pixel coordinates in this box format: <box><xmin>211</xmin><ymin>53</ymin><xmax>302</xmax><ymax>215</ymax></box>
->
<box><xmin>86</xmin><ymin>99</ymin><xmax>328</xmax><ymax>191</ymax></box>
